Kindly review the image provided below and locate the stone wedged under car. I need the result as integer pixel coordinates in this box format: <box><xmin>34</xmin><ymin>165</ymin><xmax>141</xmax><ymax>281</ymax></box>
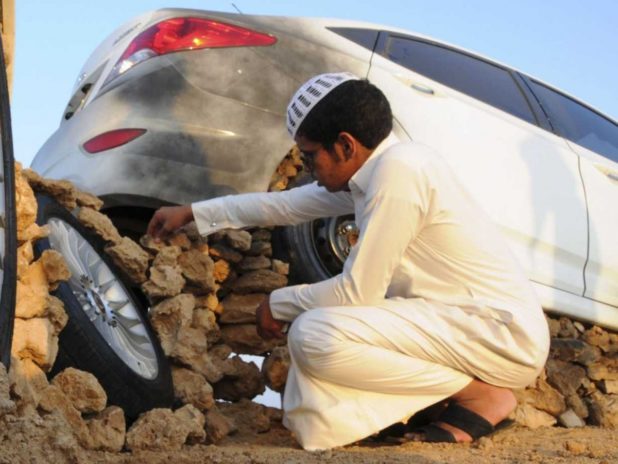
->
<box><xmin>30</xmin><ymin>8</ymin><xmax>618</xmax><ymax>330</ymax></box>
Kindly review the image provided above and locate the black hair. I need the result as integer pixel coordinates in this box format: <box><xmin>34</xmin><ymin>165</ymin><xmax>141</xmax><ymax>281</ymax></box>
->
<box><xmin>296</xmin><ymin>79</ymin><xmax>393</xmax><ymax>149</ymax></box>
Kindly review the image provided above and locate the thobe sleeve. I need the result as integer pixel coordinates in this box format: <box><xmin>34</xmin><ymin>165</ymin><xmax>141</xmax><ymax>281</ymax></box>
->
<box><xmin>270</xmin><ymin>158</ymin><xmax>431</xmax><ymax>321</ymax></box>
<box><xmin>191</xmin><ymin>181</ymin><xmax>354</xmax><ymax>236</ymax></box>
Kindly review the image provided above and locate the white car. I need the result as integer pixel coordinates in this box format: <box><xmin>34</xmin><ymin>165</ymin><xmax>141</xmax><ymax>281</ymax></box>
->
<box><xmin>31</xmin><ymin>9</ymin><xmax>618</xmax><ymax>330</ymax></box>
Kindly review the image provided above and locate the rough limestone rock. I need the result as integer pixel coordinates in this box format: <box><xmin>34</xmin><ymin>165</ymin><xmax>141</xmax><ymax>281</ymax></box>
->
<box><xmin>587</xmin><ymin>392</ymin><xmax>618</xmax><ymax>428</ymax></box>
<box><xmin>105</xmin><ymin>237</ymin><xmax>150</xmax><ymax>284</ymax></box>
<box><xmin>230</xmin><ymin>269</ymin><xmax>287</xmax><ymax>295</ymax></box>
<box><xmin>172</xmin><ymin>366</ymin><xmax>215</xmax><ymax>411</ymax></box>
<box><xmin>45</xmin><ymin>295</ymin><xmax>69</xmax><ymax>335</ymax></box>
<box><xmin>587</xmin><ymin>357</ymin><xmax>618</xmax><ymax>381</ymax></box>
<box><xmin>171</xmin><ymin>326</ymin><xmax>210</xmax><ymax>373</ymax></box>
<box><xmin>85</xmin><ymin>406</ymin><xmax>126</xmax><ymax>452</ymax></box>
<box><xmin>139</xmin><ymin>234</ymin><xmax>166</xmax><ymax>254</ymax></box>
<box><xmin>214</xmin><ymin>356</ymin><xmax>265</xmax><ymax>402</ymax></box>
<box><xmin>235</xmin><ymin>398</ymin><xmax>272</xmax><ymax>433</ymax></box>
<box><xmin>213</xmin><ymin>259</ymin><xmax>231</xmax><ymax>283</ymax></box>
<box><xmin>566</xmin><ymin>392</ymin><xmax>589</xmax><ymax>419</ymax></box>
<box><xmin>51</xmin><ymin>368</ymin><xmax>107</xmax><ymax>414</ymax></box>
<box><xmin>513</xmin><ymin>377</ymin><xmax>566</xmax><ymax>416</ymax></box>
<box><xmin>75</xmin><ymin>190</ymin><xmax>104</xmax><ymax>210</ymax></box>
<box><xmin>512</xmin><ymin>404</ymin><xmax>557</xmax><ymax>429</ymax></box>
<box><xmin>246</xmin><ymin>240</ymin><xmax>272</xmax><ymax>257</ymax></box>
<box><xmin>15</xmin><ymin>164</ymin><xmax>38</xmax><ymax>235</ymax></box>
<box><xmin>262</xmin><ymin>346</ymin><xmax>290</xmax><ymax>393</ymax></box>
<box><xmin>15</xmin><ymin>280</ymin><xmax>48</xmax><ymax>319</ymax></box>
<box><xmin>168</xmin><ymin>232</ymin><xmax>192</xmax><ymax>251</ymax></box>
<box><xmin>8</xmin><ymin>357</ymin><xmax>48</xmax><ymax>413</ymax></box>
<box><xmin>22</xmin><ymin>169</ymin><xmax>77</xmax><ymax>210</ymax></box>
<box><xmin>205</xmin><ymin>408</ymin><xmax>237</xmax><ymax>444</ymax></box>
<box><xmin>149</xmin><ymin>294</ymin><xmax>195</xmax><ymax>356</ymax></box>
<box><xmin>558</xmin><ymin>409</ymin><xmax>586</xmax><ymax>428</ymax></box>
<box><xmin>221</xmin><ymin>324</ymin><xmax>283</xmax><ymax>355</ymax></box>
<box><xmin>251</xmin><ymin>228</ymin><xmax>272</xmax><ymax>242</ymax></box>
<box><xmin>550</xmin><ymin>338</ymin><xmax>600</xmax><ymax>366</ymax></box>
<box><xmin>195</xmin><ymin>293</ymin><xmax>220</xmax><ymax>313</ymax></box>
<box><xmin>125</xmin><ymin>408</ymin><xmax>190</xmax><ymax>451</ymax></box>
<box><xmin>600</xmin><ymin>379</ymin><xmax>618</xmax><ymax>394</ymax></box>
<box><xmin>40</xmin><ymin>249</ymin><xmax>71</xmax><ymax>288</ymax></box>
<box><xmin>224</xmin><ymin>229</ymin><xmax>252</xmax><ymax>251</ymax></box>
<box><xmin>238</xmin><ymin>255</ymin><xmax>271</xmax><ymax>272</ymax></box>
<box><xmin>142</xmin><ymin>265</ymin><xmax>186</xmax><ymax>300</ymax></box>
<box><xmin>181</xmin><ymin>221</ymin><xmax>202</xmax><ymax>242</ymax></box>
<box><xmin>272</xmin><ymin>259</ymin><xmax>290</xmax><ymax>276</ymax></box>
<box><xmin>192</xmin><ymin>308</ymin><xmax>221</xmax><ymax>346</ymax></box>
<box><xmin>12</xmin><ymin>318</ymin><xmax>58</xmax><ymax>370</ymax></box>
<box><xmin>178</xmin><ymin>250</ymin><xmax>217</xmax><ymax>293</ymax></box>
<box><xmin>220</xmin><ymin>293</ymin><xmax>266</xmax><ymax>324</ymax></box>
<box><xmin>77</xmin><ymin>207</ymin><xmax>122</xmax><ymax>244</ymax></box>
<box><xmin>17</xmin><ymin>241</ymin><xmax>34</xmax><ymax>279</ymax></box>
<box><xmin>209</xmin><ymin>244</ymin><xmax>243</xmax><ymax>264</ymax></box>
<box><xmin>38</xmin><ymin>384</ymin><xmax>90</xmax><ymax>447</ymax></box>
<box><xmin>0</xmin><ymin>363</ymin><xmax>16</xmax><ymax>414</ymax></box>
<box><xmin>18</xmin><ymin>222</ymin><xmax>49</xmax><ymax>243</ymax></box>
<box><xmin>174</xmin><ymin>404</ymin><xmax>206</xmax><ymax>443</ymax></box>
<box><xmin>546</xmin><ymin>359</ymin><xmax>587</xmax><ymax>396</ymax></box>
<box><xmin>153</xmin><ymin>245</ymin><xmax>182</xmax><ymax>267</ymax></box>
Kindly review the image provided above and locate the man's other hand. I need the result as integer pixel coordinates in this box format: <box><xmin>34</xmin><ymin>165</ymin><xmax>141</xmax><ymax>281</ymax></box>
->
<box><xmin>147</xmin><ymin>205</ymin><xmax>194</xmax><ymax>241</ymax></box>
<box><xmin>256</xmin><ymin>298</ymin><xmax>286</xmax><ymax>340</ymax></box>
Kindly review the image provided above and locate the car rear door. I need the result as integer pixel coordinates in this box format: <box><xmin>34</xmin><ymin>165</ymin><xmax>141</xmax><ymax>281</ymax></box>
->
<box><xmin>367</xmin><ymin>32</ymin><xmax>588</xmax><ymax>302</ymax></box>
<box><xmin>525</xmin><ymin>78</ymin><xmax>618</xmax><ymax>315</ymax></box>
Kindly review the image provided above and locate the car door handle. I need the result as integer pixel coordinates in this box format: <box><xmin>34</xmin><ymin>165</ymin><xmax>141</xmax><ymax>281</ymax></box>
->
<box><xmin>411</xmin><ymin>83</ymin><xmax>435</xmax><ymax>95</ymax></box>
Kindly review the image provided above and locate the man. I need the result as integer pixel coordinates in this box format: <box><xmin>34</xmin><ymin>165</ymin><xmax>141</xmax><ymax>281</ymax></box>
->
<box><xmin>147</xmin><ymin>72</ymin><xmax>550</xmax><ymax>450</ymax></box>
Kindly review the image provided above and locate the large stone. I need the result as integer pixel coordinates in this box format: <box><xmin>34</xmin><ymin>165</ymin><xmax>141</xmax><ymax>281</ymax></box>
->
<box><xmin>261</xmin><ymin>346</ymin><xmax>290</xmax><ymax>393</ymax></box>
<box><xmin>195</xmin><ymin>293</ymin><xmax>220</xmax><ymax>312</ymax></box>
<box><xmin>139</xmin><ymin>234</ymin><xmax>166</xmax><ymax>254</ymax></box>
<box><xmin>213</xmin><ymin>259</ymin><xmax>231</xmax><ymax>283</ymax></box>
<box><xmin>586</xmin><ymin>392</ymin><xmax>618</xmax><ymax>428</ymax></box>
<box><xmin>599</xmin><ymin>380</ymin><xmax>618</xmax><ymax>394</ymax></box>
<box><xmin>238</xmin><ymin>255</ymin><xmax>271</xmax><ymax>272</ymax></box>
<box><xmin>583</xmin><ymin>326</ymin><xmax>611</xmax><ymax>352</ymax></box>
<box><xmin>105</xmin><ymin>237</ymin><xmax>150</xmax><ymax>284</ymax></box>
<box><xmin>8</xmin><ymin>357</ymin><xmax>48</xmax><ymax>412</ymax></box>
<box><xmin>558</xmin><ymin>409</ymin><xmax>585</xmax><ymax>428</ymax></box>
<box><xmin>142</xmin><ymin>265</ymin><xmax>186</xmax><ymax>300</ymax></box>
<box><xmin>45</xmin><ymin>295</ymin><xmax>69</xmax><ymax>336</ymax></box>
<box><xmin>51</xmin><ymin>367</ymin><xmax>107</xmax><ymax>414</ymax></box>
<box><xmin>149</xmin><ymin>294</ymin><xmax>195</xmax><ymax>355</ymax></box>
<box><xmin>15</xmin><ymin>280</ymin><xmax>48</xmax><ymax>319</ymax></box>
<box><xmin>178</xmin><ymin>250</ymin><xmax>216</xmax><ymax>293</ymax></box>
<box><xmin>220</xmin><ymin>293</ymin><xmax>266</xmax><ymax>325</ymax></box>
<box><xmin>85</xmin><ymin>406</ymin><xmax>126</xmax><ymax>452</ymax></box>
<box><xmin>512</xmin><ymin>404</ymin><xmax>557</xmax><ymax>428</ymax></box>
<box><xmin>587</xmin><ymin>357</ymin><xmax>618</xmax><ymax>381</ymax></box>
<box><xmin>22</xmin><ymin>169</ymin><xmax>77</xmax><ymax>210</ymax></box>
<box><xmin>251</xmin><ymin>229</ymin><xmax>272</xmax><ymax>242</ymax></box>
<box><xmin>231</xmin><ymin>270</ymin><xmax>287</xmax><ymax>295</ymax></box>
<box><xmin>513</xmin><ymin>378</ymin><xmax>565</xmax><ymax>416</ymax></box>
<box><xmin>40</xmin><ymin>249</ymin><xmax>71</xmax><ymax>288</ymax></box>
<box><xmin>172</xmin><ymin>367</ymin><xmax>215</xmax><ymax>411</ymax></box>
<box><xmin>566</xmin><ymin>393</ymin><xmax>589</xmax><ymax>419</ymax></box>
<box><xmin>153</xmin><ymin>246</ymin><xmax>182</xmax><ymax>267</ymax></box>
<box><xmin>557</xmin><ymin>317</ymin><xmax>579</xmax><ymax>339</ymax></box>
<box><xmin>16</xmin><ymin>241</ymin><xmax>33</xmax><ymax>279</ymax></box>
<box><xmin>75</xmin><ymin>189</ymin><xmax>104</xmax><ymax>211</ymax></box>
<box><xmin>15</xmin><ymin>165</ymin><xmax>38</xmax><ymax>235</ymax></box>
<box><xmin>246</xmin><ymin>240</ymin><xmax>272</xmax><ymax>257</ymax></box>
<box><xmin>11</xmin><ymin>318</ymin><xmax>58</xmax><ymax>370</ymax></box>
<box><xmin>205</xmin><ymin>408</ymin><xmax>237</xmax><ymax>444</ymax></box>
<box><xmin>0</xmin><ymin>363</ymin><xmax>15</xmax><ymax>414</ymax></box>
<box><xmin>192</xmin><ymin>308</ymin><xmax>221</xmax><ymax>346</ymax></box>
<box><xmin>125</xmin><ymin>408</ymin><xmax>189</xmax><ymax>451</ymax></box>
<box><xmin>18</xmin><ymin>223</ymin><xmax>49</xmax><ymax>243</ymax></box>
<box><xmin>174</xmin><ymin>404</ymin><xmax>206</xmax><ymax>443</ymax></box>
<box><xmin>209</xmin><ymin>244</ymin><xmax>243</xmax><ymax>264</ymax></box>
<box><xmin>168</xmin><ymin>232</ymin><xmax>192</xmax><ymax>251</ymax></box>
<box><xmin>171</xmin><ymin>326</ymin><xmax>209</xmax><ymax>371</ymax></box>
<box><xmin>271</xmin><ymin>259</ymin><xmax>290</xmax><ymax>276</ymax></box>
<box><xmin>38</xmin><ymin>384</ymin><xmax>90</xmax><ymax>447</ymax></box>
<box><xmin>220</xmin><ymin>324</ymin><xmax>283</xmax><ymax>355</ymax></box>
<box><xmin>77</xmin><ymin>207</ymin><xmax>122</xmax><ymax>244</ymax></box>
<box><xmin>546</xmin><ymin>359</ymin><xmax>586</xmax><ymax>397</ymax></box>
<box><xmin>214</xmin><ymin>356</ymin><xmax>265</xmax><ymax>402</ymax></box>
<box><xmin>225</xmin><ymin>229</ymin><xmax>252</xmax><ymax>251</ymax></box>
<box><xmin>550</xmin><ymin>338</ymin><xmax>601</xmax><ymax>366</ymax></box>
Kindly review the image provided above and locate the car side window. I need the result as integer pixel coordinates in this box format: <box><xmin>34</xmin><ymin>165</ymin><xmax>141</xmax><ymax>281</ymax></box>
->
<box><xmin>328</xmin><ymin>27</ymin><xmax>379</xmax><ymax>52</ymax></box>
<box><xmin>384</xmin><ymin>35</ymin><xmax>537</xmax><ymax>125</ymax></box>
<box><xmin>528</xmin><ymin>80</ymin><xmax>618</xmax><ymax>163</ymax></box>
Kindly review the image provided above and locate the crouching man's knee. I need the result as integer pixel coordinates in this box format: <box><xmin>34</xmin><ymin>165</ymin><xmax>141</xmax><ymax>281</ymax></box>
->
<box><xmin>287</xmin><ymin>309</ymin><xmax>340</xmax><ymax>374</ymax></box>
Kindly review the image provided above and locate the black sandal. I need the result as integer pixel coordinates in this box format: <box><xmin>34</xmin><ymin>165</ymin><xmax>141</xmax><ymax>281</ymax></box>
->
<box><xmin>398</xmin><ymin>403</ymin><xmax>514</xmax><ymax>443</ymax></box>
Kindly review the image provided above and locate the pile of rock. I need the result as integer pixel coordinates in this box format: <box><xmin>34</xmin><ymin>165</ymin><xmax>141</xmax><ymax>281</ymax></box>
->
<box><xmin>512</xmin><ymin>315</ymin><xmax>617</xmax><ymax>429</ymax></box>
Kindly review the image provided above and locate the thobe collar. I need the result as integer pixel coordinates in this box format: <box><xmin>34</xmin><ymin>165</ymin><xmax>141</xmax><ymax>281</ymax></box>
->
<box><xmin>348</xmin><ymin>132</ymin><xmax>400</xmax><ymax>194</ymax></box>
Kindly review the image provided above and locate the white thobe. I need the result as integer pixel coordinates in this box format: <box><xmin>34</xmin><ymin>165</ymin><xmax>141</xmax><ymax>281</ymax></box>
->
<box><xmin>192</xmin><ymin>133</ymin><xmax>550</xmax><ymax>450</ymax></box>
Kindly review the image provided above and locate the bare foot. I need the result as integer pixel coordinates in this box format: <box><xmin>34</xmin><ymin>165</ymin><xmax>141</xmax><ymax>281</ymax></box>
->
<box><xmin>435</xmin><ymin>380</ymin><xmax>517</xmax><ymax>442</ymax></box>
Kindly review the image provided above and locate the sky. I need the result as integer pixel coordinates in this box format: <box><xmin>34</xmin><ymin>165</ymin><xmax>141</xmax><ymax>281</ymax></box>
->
<box><xmin>11</xmin><ymin>0</ymin><xmax>618</xmax><ymax>168</ymax></box>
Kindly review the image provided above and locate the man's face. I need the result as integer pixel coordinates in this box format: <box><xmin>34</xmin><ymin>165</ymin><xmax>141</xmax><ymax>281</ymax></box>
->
<box><xmin>294</xmin><ymin>134</ymin><xmax>360</xmax><ymax>192</ymax></box>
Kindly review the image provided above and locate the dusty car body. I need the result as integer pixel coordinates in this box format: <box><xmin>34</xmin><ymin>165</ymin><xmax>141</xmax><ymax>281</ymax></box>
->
<box><xmin>31</xmin><ymin>9</ymin><xmax>618</xmax><ymax>329</ymax></box>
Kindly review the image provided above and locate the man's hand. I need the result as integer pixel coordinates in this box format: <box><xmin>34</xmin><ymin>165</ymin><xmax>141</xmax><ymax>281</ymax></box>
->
<box><xmin>147</xmin><ymin>205</ymin><xmax>194</xmax><ymax>241</ymax></box>
<box><xmin>256</xmin><ymin>298</ymin><xmax>286</xmax><ymax>340</ymax></box>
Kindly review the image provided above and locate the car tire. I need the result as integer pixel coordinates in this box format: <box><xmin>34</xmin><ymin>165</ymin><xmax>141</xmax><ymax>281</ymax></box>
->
<box><xmin>34</xmin><ymin>194</ymin><xmax>173</xmax><ymax>419</ymax></box>
<box><xmin>0</xmin><ymin>36</ymin><xmax>17</xmax><ymax>370</ymax></box>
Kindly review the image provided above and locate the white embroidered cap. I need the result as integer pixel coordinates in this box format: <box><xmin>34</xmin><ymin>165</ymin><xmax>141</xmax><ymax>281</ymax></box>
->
<box><xmin>286</xmin><ymin>72</ymin><xmax>360</xmax><ymax>138</ymax></box>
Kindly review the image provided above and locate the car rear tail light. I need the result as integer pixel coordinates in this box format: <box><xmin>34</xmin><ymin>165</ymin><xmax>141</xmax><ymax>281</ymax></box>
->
<box><xmin>83</xmin><ymin>129</ymin><xmax>146</xmax><ymax>154</ymax></box>
<box><xmin>104</xmin><ymin>17</ymin><xmax>277</xmax><ymax>86</ymax></box>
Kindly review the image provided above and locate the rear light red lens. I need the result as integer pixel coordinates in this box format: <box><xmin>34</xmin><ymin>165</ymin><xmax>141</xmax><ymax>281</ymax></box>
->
<box><xmin>120</xmin><ymin>17</ymin><xmax>277</xmax><ymax>61</ymax></box>
<box><xmin>83</xmin><ymin>129</ymin><xmax>146</xmax><ymax>154</ymax></box>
